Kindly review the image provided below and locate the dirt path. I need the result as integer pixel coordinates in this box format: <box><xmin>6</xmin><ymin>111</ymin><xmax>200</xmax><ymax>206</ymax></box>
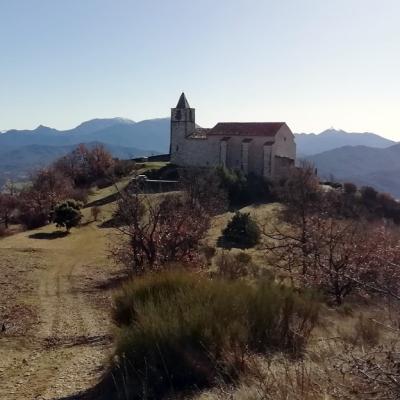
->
<box><xmin>0</xmin><ymin>221</ymin><xmax>124</xmax><ymax>400</ymax></box>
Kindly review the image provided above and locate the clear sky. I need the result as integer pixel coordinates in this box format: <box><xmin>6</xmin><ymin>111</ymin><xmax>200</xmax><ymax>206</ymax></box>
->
<box><xmin>0</xmin><ymin>0</ymin><xmax>399</xmax><ymax>139</ymax></box>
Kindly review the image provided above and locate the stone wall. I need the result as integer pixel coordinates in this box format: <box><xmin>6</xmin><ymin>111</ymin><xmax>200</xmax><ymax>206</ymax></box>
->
<box><xmin>170</xmin><ymin>103</ymin><xmax>296</xmax><ymax>179</ymax></box>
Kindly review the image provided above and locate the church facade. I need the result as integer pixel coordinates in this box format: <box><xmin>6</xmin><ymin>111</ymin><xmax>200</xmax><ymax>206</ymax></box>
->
<box><xmin>170</xmin><ymin>93</ymin><xmax>296</xmax><ymax>178</ymax></box>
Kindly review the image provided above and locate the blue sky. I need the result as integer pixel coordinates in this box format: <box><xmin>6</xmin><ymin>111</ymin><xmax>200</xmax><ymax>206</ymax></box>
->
<box><xmin>0</xmin><ymin>0</ymin><xmax>399</xmax><ymax>139</ymax></box>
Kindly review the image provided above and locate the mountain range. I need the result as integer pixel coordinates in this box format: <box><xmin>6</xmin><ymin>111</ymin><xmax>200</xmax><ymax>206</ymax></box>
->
<box><xmin>305</xmin><ymin>143</ymin><xmax>400</xmax><ymax>197</ymax></box>
<box><xmin>0</xmin><ymin>118</ymin><xmax>169</xmax><ymax>186</ymax></box>
<box><xmin>0</xmin><ymin>117</ymin><xmax>170</xmax><ymax>153</ymax></box>
<box><xmin>0</xmin><ymin>119</ymin><xmax>399</xmax><ymax>198</ymax></box>
<box><xmin>294</xmin><ymin>129</ymin><xmax>396</xmax><ymax>156</ymax></box>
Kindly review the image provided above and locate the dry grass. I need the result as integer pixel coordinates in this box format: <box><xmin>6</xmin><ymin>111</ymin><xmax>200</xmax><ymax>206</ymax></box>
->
<box><xmin>2</xmin><ymin>167</ymin><xmax>400</xmax><ymax>399</ymax></box>
<box><xmin>0</xmin><ymin>171</ymin><xmax>134</xmax><ymax>400</ymax></box>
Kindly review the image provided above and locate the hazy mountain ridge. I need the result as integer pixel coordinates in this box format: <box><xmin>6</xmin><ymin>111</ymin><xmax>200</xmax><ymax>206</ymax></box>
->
<box><xmin>0</xmin><ymin>141</ymin><xmax>158</xmax><ymax>187</ymax></box>
<box><xmin>0</xmin><ymin>117</ymin><xmax>170</xmax><ymax>153</ymax></box>
<box><xmin>295</xmin><ymin>128</ymin><xmax>396</xmax><ymax>156</ymax></box>
<box><xmin>306</xmin><ymin>143</ymin><xmax>400</xmax><ymax>197</ymax></box>
<box><xmin>0</xmin><ymin>117</ymin><xmax>170</xmax><ymax>187</ymax></box>
<box><xmin>2</xmin><ymin>120</ymin><xmax>400</xmax><ymax>197</ymax></box>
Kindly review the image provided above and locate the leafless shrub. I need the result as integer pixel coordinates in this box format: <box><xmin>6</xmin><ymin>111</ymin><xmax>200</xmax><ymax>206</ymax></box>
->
<box><xmin>111</xmin><ymin>184</ymin><xmax>210</xmax><ymax>275</ymax></box>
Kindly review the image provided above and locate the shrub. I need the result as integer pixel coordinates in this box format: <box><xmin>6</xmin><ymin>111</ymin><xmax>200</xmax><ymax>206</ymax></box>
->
<box><xmin>201</xmin><ymin>245</ymin><xmax>216</xmax><ymax>265</ymax></box>
<box><xmin>341</xmin><ymin>315</ymin><xmax>380</xmax><ymax>347</ymax></box>
<box><xmin>70</xmin><ymin>187</ymin><xmax>89</xmax><ymax>204</ymax></box>
<box><xmin>113</xmin><ymin>193</ymin><xmax>209</xmax><ymax>274</ymax></box>
<box><xmin>54</xmin><ymin>199</ymin><xmax>83</xmax><ymax>232</ymax></box>
<box><xmin>144</xmin><ymin>164</ymin><xmax>179</xmax><ymax>180</ymax></box>
<box><xmin>180</xmin><ymin>167</ymin><xmax>228</xmax><ymax>214</ymax></box>
<box><xmin>18</xmin><ymin>207</ymin><xmax>49</xmax><ymax>230</ymax></box>
<box><xmin>343</xmin><ymin>182</ymin><xmax>357</xmax><ymax>195</ymax></box>
<box><xmin>215</xmin><ymin>251</ymin><xmax>254</xmax><ymax>279</ymax></box>
<box><xmin>216</xmin><ymin>168</ymin><xmax>273</xmax><ymax>207</ymax></box>
<box><xmin>110</xmin><ymin>271</ymin><xmax>320</xmax><ymax>399</ymax></box>
<box><xmin>353</xmin><ymin>315</ymin><xmax>380</xmax><ymax>347</ymax></box>
<box><xmin>112</xmin><ymin>159</ymin><xmax>137</xmax><ymax>178</ymax></box>
<box><xmin>221</xmin><ymin>212</ymin><xmax>260</xmax><ymax>248</ymax></box>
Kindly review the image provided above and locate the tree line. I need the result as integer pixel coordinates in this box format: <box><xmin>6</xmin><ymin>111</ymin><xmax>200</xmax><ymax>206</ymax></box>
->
<box><xmin>0</xmin><ymin>144</ymin><xmax>130</xmax><ymax>232</ymax></box>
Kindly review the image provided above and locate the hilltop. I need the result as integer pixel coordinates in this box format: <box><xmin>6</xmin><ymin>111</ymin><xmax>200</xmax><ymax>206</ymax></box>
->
<box><xmin>2</xmin><ymin>121</ymin><xmax>400</xmax><ymax>197</ymax></box>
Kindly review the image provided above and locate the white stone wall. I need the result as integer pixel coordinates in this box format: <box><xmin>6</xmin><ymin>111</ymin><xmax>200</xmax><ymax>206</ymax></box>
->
<box><xmin>270</xmin><ymin>124</ymin><xmax>296</xmax><ymax>177</ymax></box>
<box><xmin>170</xmin><ymin>107</ymin><xmax>197</xmax><ymax>165</ymax></box>
<box><xmin>171</xmin><ymin>135</ymin><xmax>220</xmax><ymax>167</ymax></box>
<box><xmin>170</xmin><ymin>105</ymin><xmax>296</xmax><ymax>179</ymax></box>
<box><xmin>273</xmin><ymin>124</ymin><xmax>296</xmax><ymax>160</ymax></box>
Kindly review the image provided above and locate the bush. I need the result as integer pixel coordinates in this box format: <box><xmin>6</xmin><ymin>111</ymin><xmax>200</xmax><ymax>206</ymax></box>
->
<box><xmin>144</xmin><ymin>164</ymin><xmax>179</xmax><ymax>180</ymax></box>
<box><xmin>215</xmin><ymin>251</ymin><xmax>254</xmax><ymax>279</ymax></box>
<box><xmin>112</xmin><ymin>159</ymin><xmax>137</xmax><ymax>178</ymax></box>
<box><xmin>201</xmin><ymin>245</ymin><xmax>216</xmax><ymax>265</ymax></box>
<box><xmin>221</xmin><ymin>212</ymin><xmax>260</xmax><ymax>248</ymax></box>
<box><xmin>18</xmin><ymin>208</ymin><xmax>49</xmax><ymax>230</ymax></box>
<box><xmin>110</xmin><ymin>271</ymin><xmax>320</xmax><ymax>399</ymax></box>
<box><xmin>54</xmin><ymin>199</ymin><xmax>83</xmax><ymax>232</ymax></box>
<box><xmin>216</xmin><ymin>168</ymin><xmax>273</xmax><ymax>207</ymax></box>
<box><xmin>341</xmin><ymin>315</ymin><xmax>380</xmax><ymax>347</ymax></box>
<box><xmin>343</xmin><ymin>182</ymin><xmax>357</xmax><ymax>195</ymax></box>
<box><xmin>112</xmin><ymin>193</ymin><xmax>209</xmax><ymax>274</ymax></box>
<box><xmin>353</xmin><ymin>315</ymin><xmax>381</xmax><ymax>347</ymax></box>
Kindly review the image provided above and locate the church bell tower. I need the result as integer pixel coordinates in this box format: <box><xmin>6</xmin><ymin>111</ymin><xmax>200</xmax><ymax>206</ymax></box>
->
<box><xmin>170</xmin><ymin>93</ymin><xmax>195</xmax><ymax>161</ymax></box>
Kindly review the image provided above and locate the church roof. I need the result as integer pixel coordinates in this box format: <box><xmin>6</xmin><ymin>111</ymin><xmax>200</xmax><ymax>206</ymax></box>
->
<box><xmin>176</xmin><ymin>92</ymin><xmax>190</xmax><ymax>109</ymax></box>
<box><xmin>209</xmin><ymin>122</ymin><xmax>286</xmax><ymax>137</ymax></box>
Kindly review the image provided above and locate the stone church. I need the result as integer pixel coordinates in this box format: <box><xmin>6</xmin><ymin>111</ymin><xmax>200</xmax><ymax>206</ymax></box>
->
<box><xmin>170</xmin><ymin>93</ymin><xmax>296</xmax><ymax>178</ymax></box>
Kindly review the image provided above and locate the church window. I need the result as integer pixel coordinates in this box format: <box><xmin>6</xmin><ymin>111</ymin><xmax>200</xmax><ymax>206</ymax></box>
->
<box><xmin>176</xmin><ymin>145</ymin><xmax>179</xmax><ymax>151</ymax></box>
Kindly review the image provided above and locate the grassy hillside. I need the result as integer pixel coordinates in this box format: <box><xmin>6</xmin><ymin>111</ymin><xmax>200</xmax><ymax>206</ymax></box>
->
<box><xmin>2</xmin><ymin>164</ymin><xmax>400</xmax><ymax>399</ymax></box>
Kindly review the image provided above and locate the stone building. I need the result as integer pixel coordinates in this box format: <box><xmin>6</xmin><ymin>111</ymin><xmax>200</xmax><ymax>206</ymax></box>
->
<box><xmin>170</xmin><ymin>93</ymin><xmax>296</xmax><ymax>178</ymax></box>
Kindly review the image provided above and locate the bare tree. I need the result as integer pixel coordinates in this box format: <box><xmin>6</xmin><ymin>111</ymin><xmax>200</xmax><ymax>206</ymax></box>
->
<box><xmin>112</xmin><ymin>183</ymin><xmax>210</xmax><ymax>274</ymax></box>
<box><xmin>263</xmin><ymin>214</ymin><xmax>398</xmax><ymax>305</ymax></box>
<box><xmin>179</xmin><ymin>167</ymin><xmax>228</xmax><ymax>215</ymax></box>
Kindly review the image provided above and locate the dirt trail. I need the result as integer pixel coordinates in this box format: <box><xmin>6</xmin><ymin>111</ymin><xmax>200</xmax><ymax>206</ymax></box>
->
<box><xmin>0</xmin><ymin>222</ymin><xmax>123</xmax><ymax>400</ymax></box>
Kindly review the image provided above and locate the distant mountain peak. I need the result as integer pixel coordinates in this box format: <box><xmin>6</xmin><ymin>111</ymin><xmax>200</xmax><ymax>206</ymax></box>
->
<box><xmin>295</xmin><ymin>128</ymin><xmax>396</xmax><ymax>156</ymax></box>
<box><xmin>71</xmin><ymin>117</ymin><xmax>136</xmax><ymax>135</ymax></box>
<box><xmin>35</xmin><ymin>124</ymin><xmax>52</xmax><ymax>130</ymax></box>
<box><xmin>320</xmin><ymin>128</ymin><xmax>346</xmax><ymax>134</ymax></box>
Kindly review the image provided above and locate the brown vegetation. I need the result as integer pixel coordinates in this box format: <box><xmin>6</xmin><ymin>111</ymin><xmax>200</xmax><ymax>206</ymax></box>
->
<box><xmin>112</xmin><ymin>184</ymin><xmax>210</xmax><ymax>274</ymax></box>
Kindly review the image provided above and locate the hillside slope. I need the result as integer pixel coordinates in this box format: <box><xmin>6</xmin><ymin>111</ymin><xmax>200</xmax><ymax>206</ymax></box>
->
<box><xmin>306</xmin><ymin>143</ymin><xmax>400</xmax><ymax>197</ymax></box>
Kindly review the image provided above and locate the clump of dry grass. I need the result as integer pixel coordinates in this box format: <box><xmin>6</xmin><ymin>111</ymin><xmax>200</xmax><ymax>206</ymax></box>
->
<box><xmin>339</xmin><ymin>314</ymin><xmax>381</xmax><ymax>347</ymax></box>
<box><xmin>108</xmin><ymin>270</ymin><xmax>320</xmax><ymax>399</ymax></box>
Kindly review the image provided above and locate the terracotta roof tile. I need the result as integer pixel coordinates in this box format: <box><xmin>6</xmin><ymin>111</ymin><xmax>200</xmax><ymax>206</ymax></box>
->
<box><xmin>208</xmin><ymin>122</ymin><xmax>285</xmax><ymax>137</ymax></box>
